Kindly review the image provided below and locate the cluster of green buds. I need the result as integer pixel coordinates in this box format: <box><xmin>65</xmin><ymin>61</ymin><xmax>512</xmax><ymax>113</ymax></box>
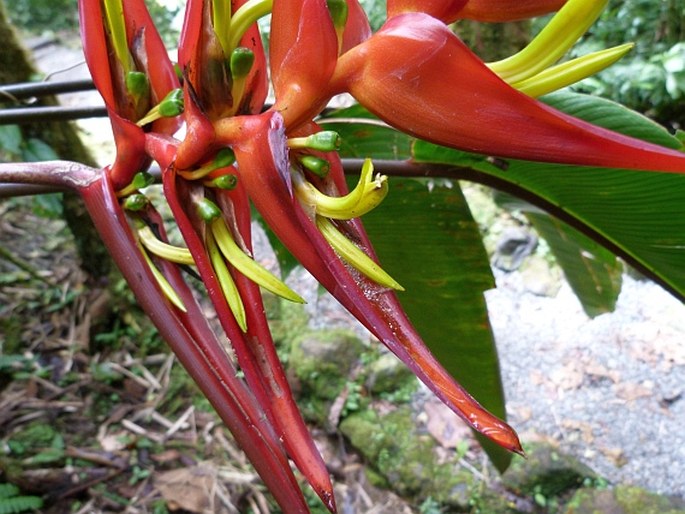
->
<box><xmin>190</xmin><ymin>0</ymin><xmax>270</xmax><ymax>118</ymax></box>
<box><xmin>115</xmin><ymin>149</ymin><xmax>305</xmax><ymax>331</ymax></box>
<box><xmin>103</xmin><ymin>0</ymin><xmax>185</xmax><ymax>124</ymax></box>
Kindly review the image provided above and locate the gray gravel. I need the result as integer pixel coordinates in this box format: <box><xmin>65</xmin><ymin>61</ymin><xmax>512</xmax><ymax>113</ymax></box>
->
<box><xmin>487</xmin><ymin>270</ymin><xmax>685</xmax><ymax>498</ymax></box>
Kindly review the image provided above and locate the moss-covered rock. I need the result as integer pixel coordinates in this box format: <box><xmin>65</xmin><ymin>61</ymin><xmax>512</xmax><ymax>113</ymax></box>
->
<box><xmin>365</xmin><ymin>352</ymin><xmax>416</xmax><ymax>397</ymax></box>
<box><xmin>288</xmin><ymin>329</ymin><xmax>365</xmax><ymax>424</ymax></box>
<box><xmin>268</xmin><ymin>297</ymin><xmax>311</xmax><ymax>350</ymax></box>
<box><xmin>473</xmin><ymin>489</ymin><xmax>529</xmax><ymax>514</ymax></box>
<box><xmin>564</xmin><ymin>486</ymin><xmax>685</xmax><ymax>514</ymax></box>
<box><xmin>340</xmin><ymin>406</ymin><xmax>475</xmax><ymax>509</ymax></box>
<box><xmin>502</xmin><ymin>442</ymin><xmax>596</xmax><ymax>497</ymax></box>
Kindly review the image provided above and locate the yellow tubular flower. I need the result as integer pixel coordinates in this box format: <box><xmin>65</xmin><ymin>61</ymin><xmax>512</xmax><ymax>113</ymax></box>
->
<box><xmin>207</xmin><ymin>230</ymin><xmax>248</xmax><ymax>331</ymax></box>
<box><xmin>514</xmin><ymin>43</ymin><xmax>634</xmax><ymax>98</ymax></box>
<box><xmin>488</xmin><ymin>0</ymin><xmax>609</xmax><ymax>84</ymax></box>
<box><xmin>228</xmin><ymin>0</ymin><xmax>273</xmax><ymax>53</ymax></box>
<box><xmin>136</xmin><ymin>241</ymin><xmax>187</xmax><ymax>312</ymax></box>
<box><xmin>212</xmin><ymin>0</ymin><xmax>232</xmax><ymax>56</ymax></box>
<box><xmin>292</xmin><ymin>158</ymin><xmax>388</xmax><ymax>220</ymax></box>
<box><xmin>210</xmin><ymin>219</ymin><xmax>305</xmax><ymax>303</ymax></box>
<box><xmin>137</xmin><ymin>225</ymin><xmax>196</xmax><ymax>265</ymax></box>
<box><xmin>316</xmin><ymin>216</ymin><xmax>404</xmax><ymax>291</ymax></box>
<box><xmin>103</xmin><ymin>0</ymin><xmax>133</xmax><ymax>75</ymax></box>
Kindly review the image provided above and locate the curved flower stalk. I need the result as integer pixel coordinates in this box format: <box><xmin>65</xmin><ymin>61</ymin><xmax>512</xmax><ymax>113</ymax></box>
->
<box><xmin>7</xmin><ymin>0</ymin><xmax>684</xmax><ymax>512</ymax></box>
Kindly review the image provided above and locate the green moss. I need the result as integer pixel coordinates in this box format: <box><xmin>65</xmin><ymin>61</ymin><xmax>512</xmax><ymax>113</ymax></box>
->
<box><xmin>366</xmin><ymin>353</ymin><xmax>417</xmax><ymax>400</ymax></box>
<box><xmin>269</xmin><ymin>299</ymin><xmax>311</xmax><ymax>350</ymax></box>
<box><xmin>7</xmin><ymin>422</ymin><xmax>58</xmax><ymax>449</ymax></box>
<box><xmin>288</xmin><ymin>328</ymin><xmax>365</xmax><ymax>424</ymax></box>
<box><xmin>0</xmin><ymin>317</ymin><xmax>22</xmax><ymax>355</ymax></box>
<box><xmin>564</xmin><ymin>486</ymin><xmax>685</xmax><ymax>514</ymax></box>
<box><xmin>615</xmin><ymin>486</ymin><xmax>685</xmax><ymax>514</ymax></box>
<box><xmin>502</xmin><ymin>442</ymin><xmax>596</xmax><ymax>497</ymax></box>
<box><xmin>340</xmin><ymin>407</ymin><xmax>474</xmax><ymax>508</ymax></box>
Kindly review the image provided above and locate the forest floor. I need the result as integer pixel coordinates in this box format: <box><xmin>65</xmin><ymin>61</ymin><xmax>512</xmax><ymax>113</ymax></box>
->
<box><xmin>0</xmin><ymin>201</ymin><xmax>427</xmax><ymax>513</ymax></box>
<box><xmin>2</xmin><ymin>197</ymin><xmax>685</xmax><ymax>513</ymax></box>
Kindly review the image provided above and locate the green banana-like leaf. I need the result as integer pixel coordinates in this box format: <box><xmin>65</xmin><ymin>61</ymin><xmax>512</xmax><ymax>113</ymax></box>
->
<box><xmin>362</xmin><ymin>177</ymin><xmax>512</xmax><ymax>471</ymax></box>
<box><xmin>531</xmin><ymin>214</ymin><xmax>623</xmax><ymax>317</ymax></box>
<box><xmin>530</xmin><ymin>213</ymin><xmax>623</xmax><ymax>317</ymax></box>
<box><xmin>412</xmin><ymin>91</ymin><xmax>685</xmax><ymax>300</ymax></box>
<box><xmin>413</xmin><ymin>145</ymin><xmax>685</xmax><ymax>298</ymax></box>
<box><xmin>495</xmin><ymin>192</ymin><xmax>623</xmax><ymax>318</ymax></box>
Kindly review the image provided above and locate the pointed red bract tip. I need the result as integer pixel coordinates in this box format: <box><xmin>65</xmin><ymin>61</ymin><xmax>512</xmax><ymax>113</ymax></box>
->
<box><xmin>341</xmin><ymin>0</ymin><xmax>372</xmax><ymax>52</ymax></box>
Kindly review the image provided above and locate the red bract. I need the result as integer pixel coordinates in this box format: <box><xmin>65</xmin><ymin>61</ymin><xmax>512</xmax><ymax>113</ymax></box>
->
<box><xmin>86</xmin><ymin>175</ymin><xmax>311</xmax><ymax>514</ymax></box>
<box><xmin>341</xmin><ymin>0</ymin><xmax>372</xmax><ymax>52</ymax></box>
<box><xmin>269</xmin><ymin>0</ymin><xmax>339</xmax><ymax>127</ymax></box>
<box><xmin>332</xmin><ymin>12</ymin><xmax>685</xmax><ymax>174</ymax></box>
<box><xmin>229</xmin><ymin>113</ymin><xmax>523</xmax><ymax>454</ymax></box>
<box><xmin>161</xmin><ymin>161</ymin><xmax>336</xmax><ymax>511</ymax></box>
<box><xmin>386</xmin><ymin>0</ymin><xmax>468</xmax><ymax>22</ymax></box>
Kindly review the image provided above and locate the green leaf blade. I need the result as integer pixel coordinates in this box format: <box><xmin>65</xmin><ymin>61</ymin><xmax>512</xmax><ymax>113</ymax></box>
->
<box><xmin>528</xmin><ymin>212</ymin><xmax>623</xmax><ymax>317</ymax></box>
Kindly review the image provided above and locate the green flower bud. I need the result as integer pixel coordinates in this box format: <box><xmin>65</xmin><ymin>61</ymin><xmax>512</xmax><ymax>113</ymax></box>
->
<box><xmin>208</xmin><ymin>174</ymin><xmax>239</xmax><ymax>190</ymax></box>
<box><xmin>179</xmin><ymin>148</ymin><xmax>236</xmax><ymax>180</ymax></box>
<box><xmin>117</xmin><ymin>171</ymin><xmax>155</xmax><ymax>197</ymax></box>
<box><xmin>299</xmin><ymin>155</ymin><xmax>331</xmax><ymax>178</ymax></box>
<box><xmin>230</xmin><ymin>47</ymin><xmax>255</xmax><ymax>80</ymax></box>
<box><xmin>214</xmin><ymin>147</ymin><xmax>237</xmax><ymax>169</ymax></box>
<box><xmin>132</xmin><ymin>171</ymin><xmax>155</xmax><ymax>190</ymax></box>
<box><xmin>122</xmin><ymin>193</ymin><xmax>149</xmax><ymax>211</ymax></box>
<box><xmin>196</xmin><ymin>198</ymin><xmax>222</xmax><ymax>222</ymax></box>
<box><xmin>126</xmin><ymin>71</ymin><xmax>150</xmax><ymax>99</ymax></box>
<box><xmin>288</xmin><ymin>131</ymin><xmax>342</xmax><ymax>152</ymax></box>
<box><xmin>158</xmin><ymin>88</ymin><xmax>184</xmax><ymax>117</ymax></box>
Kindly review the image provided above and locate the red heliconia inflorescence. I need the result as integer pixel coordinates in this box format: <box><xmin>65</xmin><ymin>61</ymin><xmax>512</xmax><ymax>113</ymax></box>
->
<box><xmin>71</xmin><ymin>0</ymin><xmax>685</xmax><ymax>512</ymax></box>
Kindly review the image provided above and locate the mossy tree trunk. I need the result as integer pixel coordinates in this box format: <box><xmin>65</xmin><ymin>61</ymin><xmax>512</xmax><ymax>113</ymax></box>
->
<box><xmin>0</xmin><ymin>0</ymin><xmax>112</xmax><ymax>278</ymax></box>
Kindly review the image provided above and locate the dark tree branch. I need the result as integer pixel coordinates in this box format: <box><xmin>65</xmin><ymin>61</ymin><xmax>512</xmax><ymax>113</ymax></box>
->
<box><xmin>0</xmin><ymin>78</ymin><xmax>95</xmax><ymax>100</ymax></box>
<box><xmin>0</xmin><ymin>105</ymin><xmax>107</xmax><ymax>124</ymax></box>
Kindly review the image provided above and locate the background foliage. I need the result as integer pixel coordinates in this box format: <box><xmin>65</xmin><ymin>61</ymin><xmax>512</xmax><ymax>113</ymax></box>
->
<box><xmin>5</xmin><ymin>0</ymin><xmax>180</xmax><ymax>44</ymax></box>
<box><xmin>570</xmin><ymin>0</ymin><xmax>685</xmax><ymax>127</ymax></box>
